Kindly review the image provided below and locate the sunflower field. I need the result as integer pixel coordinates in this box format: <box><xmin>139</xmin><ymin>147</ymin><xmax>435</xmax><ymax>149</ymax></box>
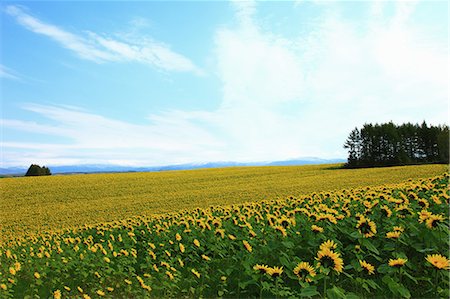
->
<box><xmin>0</xmin><ymin>172</ymin><xmax>449</xmax><ymax>298</ymax></box>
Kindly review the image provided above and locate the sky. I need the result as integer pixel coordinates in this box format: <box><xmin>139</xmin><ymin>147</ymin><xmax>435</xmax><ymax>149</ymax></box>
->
<box><xmin>0</xmin><ymin>0</ymin><xmax>448</xmax><ymax>167</ymax></box>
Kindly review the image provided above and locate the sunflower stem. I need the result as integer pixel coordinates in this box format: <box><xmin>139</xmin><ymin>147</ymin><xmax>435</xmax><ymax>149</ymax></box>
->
<box><xmin>275</xmin><ymin>278</ymin><xmax>279</xmax><ymax>299</ymax></box>
<box><xmin>434</xmin><ymin>269</ymin><xmax>438</xmax><ymax>292</ymax></box>
<box><xmin>259</xmin><ymin>276</ymin><xmax>263</xmax><ymax>299</ymax></box>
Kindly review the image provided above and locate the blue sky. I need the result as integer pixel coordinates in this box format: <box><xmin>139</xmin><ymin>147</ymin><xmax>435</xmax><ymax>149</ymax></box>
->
<box><xmin>1</xmin><ymin>0</ymin><xmax>448</xmax><ymax>167</ymax></box>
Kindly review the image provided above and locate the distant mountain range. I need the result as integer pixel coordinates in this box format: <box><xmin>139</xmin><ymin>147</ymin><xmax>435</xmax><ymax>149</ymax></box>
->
<box><xmin>0</xmin><ymin>158</ymin><xmax>345</xmax><ymax>176</ymax></box>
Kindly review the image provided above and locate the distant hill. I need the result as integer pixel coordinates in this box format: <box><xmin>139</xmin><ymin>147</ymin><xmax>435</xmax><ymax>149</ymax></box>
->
<box><xmin>0</xmin><ymin>157</ymin><xmax>346</xmax><ymax>176</ymax></box>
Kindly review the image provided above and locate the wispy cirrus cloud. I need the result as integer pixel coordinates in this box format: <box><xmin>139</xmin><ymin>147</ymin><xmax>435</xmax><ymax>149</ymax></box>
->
<box><xmin>5</xmin><ymin>5</ymin><xmax>203</xmax><ymax>74</ymax></box>
<box><xmin>0</xmin><ymin>64</ymin><xmax>21</xmax><ymax>80</ymax></box>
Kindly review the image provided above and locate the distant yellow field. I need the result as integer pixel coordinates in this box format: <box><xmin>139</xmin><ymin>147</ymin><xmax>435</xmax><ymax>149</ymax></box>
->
<box><xmin>0</xmin><ymin>163</ymin><xmax>447</xmax><ymax>243</ymax></box>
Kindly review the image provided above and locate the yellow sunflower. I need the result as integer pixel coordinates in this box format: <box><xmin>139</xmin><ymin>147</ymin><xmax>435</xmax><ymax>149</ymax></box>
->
<box><xmin>356</xmin><ymin>216</ymin><xmax>377</xmax><ymax>238</ymax></box>
<box><xmin>316</xmin><ymin>247</ymin><xmax>344</xmax><ymax>273</ymax></box>
<box><xmin>311</xmin><ymin>225</ymin><xmax>324</xmax><ymax>233</ymax></box>
<box><xmin>319</xmin><ymin>240</ymin><xmax>337</xmax><ymax>251</ymax></box>
<box><xmin>175</xmin><ymin>233</ymin><xmax>182</xmax><ymax>241</ymax></box>
<box><xmin>215</xmin><ymin>228</ymin><xmax>225</xmax><ymax>238</ymax></box>
<box><xmin>274</xmin><ymin>225</ymin><xmax>287</xmax><ymax>237</ymax></box>
<box><xmin>388</xmin><ymin>258</ymin><xmax>407</xmax><ymax>267</ymax></box>
<box><xmin>395</xmin><ymin>205</ymin><xmax>412</xmax><ymax>218</ymax></box>
<box><xmin>191</xmin><ymin>268</ymin><xmax>201</xmax><ymax>278</ymax></box>
<box><xmin>418</xmin><ymin>210</ymin><xmax>432</xmax><ymax>223</ymax></box>
<box><xmin>243</xmin><ymin>240</ymin><xmax>252</xmax><ymax>253</ymax></box>
<box><xmin>359</xmin><ymin>260</ymin><xmax>375</xmax><ymax>275</ymax></box>
<box><xmin>267</xmin><ymin>266</ymin><xmax>283</xmax><ymax>277</ymax></box>
<box><xmin>96</xmin><ymin>290</ymin><xmax>105</xmax><ymax>297</ymax></box>
<box><xmin>393</xmin><ymin>226</ymin><xmax>404</xmax><ymax>232</ymax></box>
<box><xmin>417</xmin><ymin>199</ymin><xmax>429</xmax><ymax>209</ymax></box>
<box><xmin>426</xmin><ymin>254</ymin><xmax>450</xmax><ymax>270</ymax></box>
<box><xmin>293</xmin><ymin>262</ymin><xmax>316</xmax><ymax>282</ymax></box>
<box><xmin>253</xmin><ymin>264</ymin><xmax>270</xmax><ymax>274</ymax></box>
<box><xmin>425</xmin><ymin>214</ymin><xmax>445</xmax><ymax>229</ymax></box>
<box><xmin>53</xmin><ymin>290</ymin><xmax>62</xmax><ymax>299</ymax></box>
<box><xmin>386</xmin><ymin>231</ymin><xmax>401</xmax><ymax>239</ymax></box>
<box><xmin>166</xmin><ymin>271</ymin><xmax>174</xmax><ymax>280</ymax></box>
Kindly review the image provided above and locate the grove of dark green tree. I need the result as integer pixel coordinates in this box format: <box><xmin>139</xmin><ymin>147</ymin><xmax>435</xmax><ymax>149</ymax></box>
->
<box><xmin>25</xmin><ymin>164</ymin><xmax>52</xmax><ymax>176</ymax></box>
<box><xmin>344</xmin><ymin>121</ymin><xmax>449</xmax><ymax>168</ymax></box>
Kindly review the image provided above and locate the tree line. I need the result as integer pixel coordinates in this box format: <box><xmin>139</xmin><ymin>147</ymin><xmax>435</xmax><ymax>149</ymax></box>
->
<box><xmin>25</xmin><ymin>164</ymin><xmax>52</xmax><ymax>176</ymax></box>
<box><xmin>344</xmin><ymin>121</ymin><xmax>449</xmax><ymax>168</ymax></box>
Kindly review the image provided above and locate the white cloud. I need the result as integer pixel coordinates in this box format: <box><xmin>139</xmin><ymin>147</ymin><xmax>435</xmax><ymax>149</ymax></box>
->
<box><xmin>1</xmin><ymin>104</ymin><xmax>225</xmax><ymax>167</ymax></box>
<box><xmin>5</xmin><ymin>5</ymin><xmax>202</xmax><ymax>74</ymax></box>
<box><xmin>0</xmin><ymin>64</ymin><xmax>21</xmax><ymax>80</ymax></box>
<box><xmin>209</xmin><ymin>0</ymin><xmax>447</xmax><ymax>161</ymax></box>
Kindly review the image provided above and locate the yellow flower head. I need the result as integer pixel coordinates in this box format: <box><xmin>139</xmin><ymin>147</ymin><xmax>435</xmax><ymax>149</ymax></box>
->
<box><xmin>381</xmin><ymin>205</ymin><xmax>392</xmax><ymax>217</ymax></box>
<box><xmin>319</xmin><ymin>240</ymin><xmax>337</xmax><ymax>251</ymax></box>
<box><xmin>193</xmin><ymin>239</ymin><xmax>200</xmax><ymax>247</ymax></box>
<box><xmin>426</xmin><ymin>254</ymin><xmax>450</xmax><ymax>270</ymax></box>
<box><xmin>389</xmin><ymin>258</ymin><xmax>407</xmax><ymax>267</ymax></box>
<box><xmin>179</xmin><ymin>243</ymin><xmax>185</xmax><ymax>253</ymax></box>
<box><xmin>356</xmin><ymin>216</ymin><xmax>377</xmax><ymax>238</ymax></box>
<box><xmin>359</xmin><ymin>260</ymin><xmax>375</xmax><ymax>275</ymax></box>
<box><xmin>53</xmin><ymin>290</ymin><xmax>62</xmax><ymax>299</ymax></box>
<box><xmin>0</xmin><ymin>284</ymin><xmax>7</xmax><ymax>290</ymax></box>
<box><xmin>215</xmin><ymin>228</ymin><xmax>225</xmax><ymax>238</ymax></box>
<box><xmin>426</xmin><ymin>214</ymin><xmax>445</xmax><ymax>229</ymax></box>
<box><xmin>316</xmin><ymin>247</ymin><xmax>344</xmax><ymax>273</ymax></box>
<box><xmin>96</xmin><ymin>290</ymin><xmax>105</xmax><ymax>296</ymax></box>
<box><xmin>267</xmin><ymin>266</ymin><xmax>283</xmax><ymax>277</ymax></box>
<box><xmin>431</xmin><ymin>195</ymin><xmax>442</xmax><ymax>205</ymax></box>
<box><xmin>202</xmin><ymin>254</ymin><xmax>211</xmax><ymax>261</ymax></box>
<box><xmin>274</xmin><ymin>225</ymin><xmax>287</xmax><ymax>237</ymax></box>
<box><xmin>166</xmin><ymin>271</ymin><xmax>174</xmax><ymax>280</ymax></box>
<box><xmin>293</xmin><ymin>262</ymin><xmax>316</xmax><ymax>282</ymax></box>
<box><xmin>243</xmin><ymin>240</ymin><xmax>252</xmax><ymax>253</ymax></box>
<box><xmin>9</xmin><ymin>267</ymin><xmax>16</xmax><ymax>276</ymax></box>
<box><xmin>311</xmin><ymin>225</ymin><xmax>324</xmax><ymax>233</ymax></box>
<box><xmin>386</xmin><ymin>231</ymin><xmax>401</xmax><ymax>239</ymax></box>
<box><xmin>34</xmin><ymin>272</ymin><xmax>41</xmax><ymax>279</ymax></box>
<box><xmin>393</xmin><ymin>226</ymin><xmax>404</xmax><ymax>232</ymax></box>
<box><xmin>418</xmin><ymin>210</ymin><xmax>432</xmax><ymax>223</ymax></box>
<box><xmin>124</xmin><ymin>279</ymin><xmax>132</xmax><ymax>285</ymax></box>
<box><xmin>417</xmin><ymin>199</ymin><xmax>429</xmax><ymax>209</ymax></box>
<box><xmin>175</xmin><ymin>233</ymin><xmax>182</xmax><ymax>241</ymax></box>
<box><xmin>253</xmin><ymin>264</ymin><xmax>270</xmax><ymax>274</ymax></box>
<box><xmin>14</xmin><ymin>262</ymin><xmax>21</xmax><ymax>271</ymax></box>
<box><xmin>191</xmin><ymin>268</ymin><xmax>201</xmax><ymax>279</ymax></box>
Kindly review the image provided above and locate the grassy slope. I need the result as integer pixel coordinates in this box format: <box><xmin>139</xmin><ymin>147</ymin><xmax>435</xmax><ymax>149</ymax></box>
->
<box><xmin>0</xmin><ymin>163</ymin><xmax>447</xmax><ymax>242</ymax></box>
